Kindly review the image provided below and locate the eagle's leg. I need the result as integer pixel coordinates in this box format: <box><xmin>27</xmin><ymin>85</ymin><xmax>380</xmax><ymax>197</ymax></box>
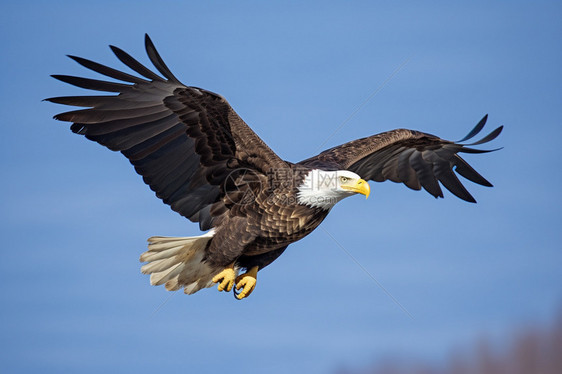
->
<box><xmin>212</xmin><ymin>263</ymin><xmax>236</xmax><ymax>292</ymax></box>
<box><xmin>234</xmin><ymin>266</ymin><xmax>259</xmax><ymax>300</ymax></box>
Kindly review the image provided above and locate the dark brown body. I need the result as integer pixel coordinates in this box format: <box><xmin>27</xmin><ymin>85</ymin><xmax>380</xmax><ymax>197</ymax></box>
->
<box><xmin>204</xmin><ymin>164</ymin><xmax>331</xmax><ymax>269</ymax></box>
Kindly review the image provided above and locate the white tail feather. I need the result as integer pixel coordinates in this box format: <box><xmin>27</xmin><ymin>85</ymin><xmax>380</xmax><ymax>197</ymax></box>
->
<box><xmin>139</xmin><ymin>229</ymin><xmax>225</xmax><ymax>294</ymax></box>
<box><xmin>139</xmin><ymin>246</ymin><xmax>182</xmax><ymax>263</ymax></box>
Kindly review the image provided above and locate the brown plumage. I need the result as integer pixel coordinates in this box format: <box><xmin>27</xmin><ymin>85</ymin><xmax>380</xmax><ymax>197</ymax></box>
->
<box><xmin>47</xmin><ymin>35</ymin><xmax>502</xmax><ymax>299</ymax></box>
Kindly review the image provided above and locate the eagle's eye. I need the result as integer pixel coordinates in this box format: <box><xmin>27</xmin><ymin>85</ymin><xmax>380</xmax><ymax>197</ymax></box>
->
<box><xmin>339</xmin><ymin>176</ymin><xmax>349</xmax><ymax>183</ymax></box>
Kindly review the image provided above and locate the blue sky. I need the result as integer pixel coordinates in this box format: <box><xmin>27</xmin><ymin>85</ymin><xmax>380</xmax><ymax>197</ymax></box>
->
<box><xmin>1</xmin><ymin>1</ymin><xmax>561</xmax><ymax>373</ymax></box>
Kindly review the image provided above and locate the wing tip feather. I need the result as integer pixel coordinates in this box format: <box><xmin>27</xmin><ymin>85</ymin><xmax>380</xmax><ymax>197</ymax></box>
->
<box><xmin>143</xmin><ymin>33</ymin><xmax>181</xmax><ymax>83</ymax></box>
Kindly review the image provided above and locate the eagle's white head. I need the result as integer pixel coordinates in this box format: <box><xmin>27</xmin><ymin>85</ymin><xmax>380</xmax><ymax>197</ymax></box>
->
<box><xmin>297</xmin><ymin>169</ymin><xmax>370</xmax><ymax>210</ymax></box>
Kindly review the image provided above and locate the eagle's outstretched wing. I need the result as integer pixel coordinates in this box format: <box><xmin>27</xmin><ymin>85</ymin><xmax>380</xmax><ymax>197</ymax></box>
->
<box><xmin>46</xmin><ymin>34</ymin><xmax>287</xmax><ymax>230</ymax></box>
<box><xmin>299</xmin><ymin>115</ymin><xmax>502</xmax><ymax>203</ymax></box>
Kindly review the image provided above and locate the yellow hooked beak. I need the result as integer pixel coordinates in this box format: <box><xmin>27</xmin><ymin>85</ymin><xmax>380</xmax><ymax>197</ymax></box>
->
<box><xmin>341</xmin><ymin>178</ymin><xmax>370</xmax><ymax>199</ymax></box>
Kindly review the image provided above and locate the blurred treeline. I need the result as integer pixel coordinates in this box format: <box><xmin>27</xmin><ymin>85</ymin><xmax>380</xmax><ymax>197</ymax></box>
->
<box><xmin>339</xmin><ymin>309</ymin><xmax>562</xmax><ymax>374</ymax></box>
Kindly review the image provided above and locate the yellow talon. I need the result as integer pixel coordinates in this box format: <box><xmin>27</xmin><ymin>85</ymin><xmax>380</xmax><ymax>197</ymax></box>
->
<box><xmin>212</xmin><ymin>264</ymin><xmax>236</xmax><ymax>292</ymax></box>
<box><xmin>234</xmin><ymin>266</ymin><xmax>258</xmax><ymax>300</ymax></box>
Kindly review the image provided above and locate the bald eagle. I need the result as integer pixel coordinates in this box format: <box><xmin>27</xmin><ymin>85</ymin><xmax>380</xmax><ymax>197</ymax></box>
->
<box><xmin>47</xmin><ymin>35</ymin><xmax>502</xmax><ymax>299</ymax></box>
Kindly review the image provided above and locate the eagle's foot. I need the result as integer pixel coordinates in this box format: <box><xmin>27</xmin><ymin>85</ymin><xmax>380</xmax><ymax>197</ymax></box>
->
<box><xmin>234</xmin><ymin>266</ymin><xmax>259</xmax><ymax>300</ymax></box>
<box><xmin>212</xmin><ymin>264</ymin><xmax>236</xmax><ymax>292</ymax></box>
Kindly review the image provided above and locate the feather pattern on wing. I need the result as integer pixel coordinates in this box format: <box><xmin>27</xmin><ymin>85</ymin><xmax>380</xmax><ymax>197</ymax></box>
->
<box><xmin>299</xmin><ymin>115</ymin><xmax>502</xmax><ymax>203</ymax></box>
<box><xmin>46</xmin><ymin>34</ymin><xmax>287</xmax><ymax>231</ymax></box>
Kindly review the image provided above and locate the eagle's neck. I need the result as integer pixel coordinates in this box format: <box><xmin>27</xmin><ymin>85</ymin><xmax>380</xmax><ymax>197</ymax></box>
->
<box><xmin>296</xmin><ymin>169</ymin><xmax>348</xmax><ymax>210</ymax></box>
